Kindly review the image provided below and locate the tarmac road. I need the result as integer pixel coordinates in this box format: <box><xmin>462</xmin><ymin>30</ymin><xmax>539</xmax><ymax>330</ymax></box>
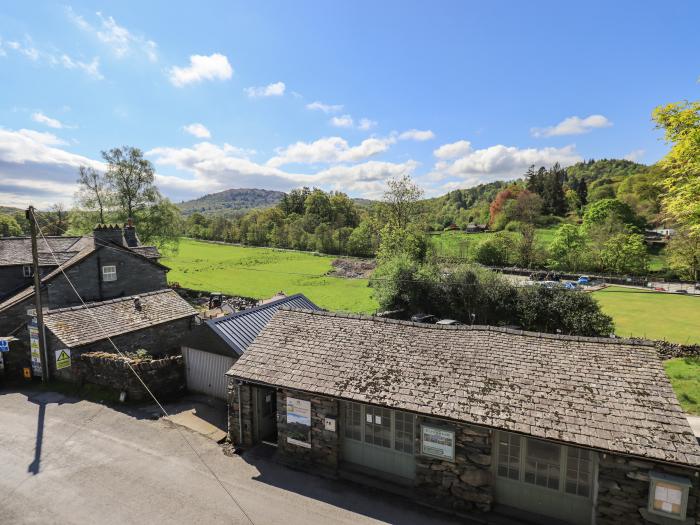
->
<box><xmin>0</xmin><ymin>389</ymin><xmax>462</xmax><ymax>525</ymax></box>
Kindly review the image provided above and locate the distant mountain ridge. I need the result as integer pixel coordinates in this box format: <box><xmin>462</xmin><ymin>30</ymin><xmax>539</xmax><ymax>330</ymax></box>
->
<box><xmin>177</xmin><ymin>188</ymin><xmax>286</xmax><ymax>216</ymax></box>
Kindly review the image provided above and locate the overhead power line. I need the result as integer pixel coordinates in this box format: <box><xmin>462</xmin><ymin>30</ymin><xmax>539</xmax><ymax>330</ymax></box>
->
<box><xmin>30</xmin><ymin>210</ymin><xmax>256</xmax><ymax>525</ymax></box>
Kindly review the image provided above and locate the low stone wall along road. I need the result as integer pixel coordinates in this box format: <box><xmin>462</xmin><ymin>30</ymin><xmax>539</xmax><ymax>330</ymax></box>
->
<box><xmin>0</xmin><ymin>389</ymin><xmax>461</xmax><ymax>525</ymax></box>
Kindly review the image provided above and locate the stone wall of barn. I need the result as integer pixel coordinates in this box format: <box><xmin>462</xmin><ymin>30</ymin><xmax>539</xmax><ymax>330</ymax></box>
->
<box><xmin>275</xmin><ymin>389</ymin><xmax>339</xmax><ymax>477</ymax></box>
<box><xmin>596</xmin><ymin>453</ymin><xmax>700</xmax><ymax>525</ymax></box>
<box><xmin>68</xmin><ymin>351</ymin><xmax>185</xmax><ymax>401</ymax></box>
<box><xmin>0</xmin><ymin>292</ymin><xmax>47</xmax><ymax>378</ymax></box>
<box><xmin>228</xmin><ymin>379</ymin><xmax>254</xmax><ymax>447</ymax></box>
<box><xmin>414</xmin><ymin>417</ymin><xmax>493</xmax><ymax>513</ymax></box>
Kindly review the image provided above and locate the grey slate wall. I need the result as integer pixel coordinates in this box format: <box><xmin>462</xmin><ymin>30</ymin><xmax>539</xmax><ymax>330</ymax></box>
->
<box><xmin>0</xmin><ymin>266</ymin><xmax>32</xmax><ymax>299</ymax></box>
<box><xmin>47</xmin><ymin>247</ymin><xmax>167</xmax><ymax>308</ymax></box>
<box><xmin>596</xmin><ymin>453</ymin><xmax>700</xmax><ymax>525</ymax></box>
<box><xmin>275</xmin><ymin>389</ymin><xmax>340</xmax><ymax>476</ymax></box>
<box><xmin>45</xmin><ymin>316</ymin><xmax>193</xmax><ymax>385</ymax></box>
<box><xmin>228</xmin><ymin>379</ymin><xmax>254</xmax><ymax>446</ymax></box>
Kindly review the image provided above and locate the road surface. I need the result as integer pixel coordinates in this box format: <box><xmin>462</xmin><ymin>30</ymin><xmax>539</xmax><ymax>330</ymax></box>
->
<box><xmin>0</xmin><ymin>388</ymin><xmax>462</xmax><ymax>525</ymax></box>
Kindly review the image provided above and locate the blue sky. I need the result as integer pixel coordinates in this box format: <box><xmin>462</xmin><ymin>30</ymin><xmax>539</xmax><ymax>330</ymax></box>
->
<box><xmin>0</xmin><ymin>1</ymin><xmax>698</xmax><ymax>207</ymax></box>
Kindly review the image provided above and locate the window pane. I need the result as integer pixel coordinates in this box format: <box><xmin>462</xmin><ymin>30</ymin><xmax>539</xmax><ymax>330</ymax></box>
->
<box><xmin>394</xmin><ymin>411</ymin><xmax>414</xmax><ymax>454</ymax></box>
<box><xmin>497</xmin><ymin>433</ymin><xmax>521</xmax><ymax>481</ymax></box>
<box><xmin>524</xmin><ymin>438</ymin><xmax>561</xmax><ymax>489</ymax></box>
<box><xmin>344</xmin><ymin>402</ymin><xmax>362</xmax><ymax>441</ymax></box>
<box><xmin>565</xmin><ymin>447</ymin><xmax>591</xmax><ymax>497</ymax></box>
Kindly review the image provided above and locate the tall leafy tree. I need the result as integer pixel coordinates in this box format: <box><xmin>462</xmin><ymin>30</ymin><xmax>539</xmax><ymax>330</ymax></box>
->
<box><xmin>102</xmin><ymin>146</ymin><xmax>159</xmax><ymax>219</ymax></box>
<box><xmin>76</xmin><ymin>165</ymin><xmax>111</xmax><ymax>223</ymax></box>
<box><xmin>0</xmin><ymin>214</ymin><xmax>22</xmax><ymax>237</ymax></box>
<box><xmin>652</xmin><ymin>100</ymin><xmax>700</xmax><ymax>235</ymax></box>
<box><xmin>382</xmin><ymin>174</ymin><xmax>424</xmax><ymax>229</ymax></box>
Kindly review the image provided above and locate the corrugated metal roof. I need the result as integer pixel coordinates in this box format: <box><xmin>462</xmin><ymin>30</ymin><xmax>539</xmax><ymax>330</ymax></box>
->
<box><xmin>207</xmin><ymin>294</ymin><xmax>320</xmax><ymax>356</ymax></box>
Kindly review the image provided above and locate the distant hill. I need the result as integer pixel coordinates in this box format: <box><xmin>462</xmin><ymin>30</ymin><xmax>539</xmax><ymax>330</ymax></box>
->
<box><xmin>178</xmin><ymin>188</ymin><xmax>286</xmax><ymax>217</ymax></box>
<box><xmin>0</xmin><ymin>206</ymin><xmax>22</xmax><ymax>215</ymax></box>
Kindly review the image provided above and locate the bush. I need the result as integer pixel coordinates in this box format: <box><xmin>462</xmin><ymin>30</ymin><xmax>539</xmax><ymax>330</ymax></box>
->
<box><xmin>474</xmin><ymin>232</ymin><xmax>512</xmax><ymax>266</ymax></box>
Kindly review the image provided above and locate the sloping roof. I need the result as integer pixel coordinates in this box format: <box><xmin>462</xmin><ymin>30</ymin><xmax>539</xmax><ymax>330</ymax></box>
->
<box><xmin>128</xmin><ymin>246</ymin><xmax>161</xmax><ymax>259</ymax></box>
<box><xmin>0</xmin><ymin>241</ymin><xmax>168</xmax><ymax>313</ymax></box>
<box><xmin>44</xmin><ymin>289</ymin><xmax>196</xmax><ymax>348</ymax></box>
<box><xmin>229</xmin><ymin>309</ymin><xmax>700</xmax><ymax>468</ymax></box>
<box><xmin>207</xmin><ymin>294</ymin><xmax>320</xmax><ymax>356</ymax></box>
<box><xmin>0</xmin><ymin>237</ymin><xmax>84</xmax><ymax>266</ymax></box>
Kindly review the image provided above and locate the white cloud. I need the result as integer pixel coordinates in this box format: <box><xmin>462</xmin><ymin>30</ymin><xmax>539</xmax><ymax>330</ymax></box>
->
<box><xmin>430</xmin><ymin>143</ymin><xmax>582</xmax><ymax>187</ymax></box>
<box><xmin>306</xmin><ymin>101</ymin><xmax>343</xmax><ymax>114</ymax></box>
<box><xmin>0</xmin><ymin>127</ymin><xmax>104</xmax><ymax>207</ymax></box>
<box><xmin>267</xmin><ymin>136</ymin><xmax>396</xmax><ymax>167</ymax></box>
<box><xmin>330</xmin><ymin>114</ymin><xmax>354</xmax><ymax>128</ymax></box>
<box><xmin>6</xmin><ymin>39</ymin><xmax>39</xmax><ymax>61</ymax></box>
<box><xmin>169</xmin><ymin>53</ymin><xmax>233</xmax><ymax>87</ymax></box>
<box><xmin>67</xmin><ymin>8</ymin><xmax>158</xmax><ymax>62</ymax></box>
<box><xmin>146</xmin><ymin>141</ymin><xmax>416</xmax><ymax>200</ymax></box>
<box><xmin>244</xmin><ymin>81</ymin><xmax>286</xmax><ymax>98</ymax></box>
<box><xmin>433</xmin><ymin>140</ymin><xmax>472</xmax><ymax>159</ymax></box>
<box><xmin>59</xmin><ymin>54</ymin><xmax>103</xmax><ymax>79</ymax></box>
<box><xmin>358</xmin><ymin>118</ymin><xmax>378</xmax><ymax>131</ymax></box>
<box><xmin>31</xmin><ymin>112</ymin><xmax>63</xmax><ymax>129</ymax></box>
<box><xmin>398</xmin><ymin>129</ymin><xmax>435</xmax><ymax>141</ymax></box>
<box><xmin>624</xmin><ymin>149</ymin><xmax>645</xmax><ymax>162</ymax></box>
<box><xmin>183</xmin><ymin>123</ymin><xmax>211</xmax><ymax>139</ymax></box>
<box><xmin>532</xmin><ymin>114</ymin><xmax>612</xmax><ymax>137</ymax></box>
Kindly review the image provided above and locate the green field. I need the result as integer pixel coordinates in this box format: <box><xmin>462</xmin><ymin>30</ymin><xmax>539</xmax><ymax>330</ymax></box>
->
<box><xmin>593</xmin><ymin>286</ymin><xmax>700</xmax><ymax>344</ymax></box>
<box><xmin>430</xmin><ymin>229</ymin><xmax>554</xmax><ymax>260</ymax></box>
<box><xmin>164</xmin><ymin>239</ymin><xmax>378</xmax><ymax>313</ymax></box>
<box><xmin>664</xmin><ymin>358</ymin><xmax>700</xmax><ymax>415</ymax></box>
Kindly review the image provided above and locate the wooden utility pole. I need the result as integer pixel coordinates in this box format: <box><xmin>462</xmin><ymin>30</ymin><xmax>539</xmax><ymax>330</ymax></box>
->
<box><xmin>26</xmin><ymin>206</ymin><xmax>50</xmax><ymax>382</ymax></box>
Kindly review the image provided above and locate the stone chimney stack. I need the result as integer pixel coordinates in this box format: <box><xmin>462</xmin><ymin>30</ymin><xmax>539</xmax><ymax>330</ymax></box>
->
<box><xmin>93</xmin><ymin>224</ymin><xmax>125</xmax><ymax>247</ymax></box>
<box><xmin>123</xmin><ymin>218</ymin><xmax>139</xmax><ymax>247</ymax></box>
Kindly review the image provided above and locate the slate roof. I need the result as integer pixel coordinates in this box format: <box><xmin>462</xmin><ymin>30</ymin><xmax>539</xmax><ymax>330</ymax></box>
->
<box><xmin>207</xmin><ymin>294</ymin><xmax>320</xmax><ymax>356</ymax></box>
<box><xmin>228</xmin><ymin>308</ymin><xmax>700</xmax><ymax>468</ymax></box>
<box><xmin>0</xmin><ymin>237</ymin><xmax>84</xmax><ymax>266</ymax></box>
<box><xmin>44</xmin><ymin>289</ymin><xmax>196</xmax><ymax>348</ymax></box>
<box><xmin>128</xmin><ymin>246</ymin><xmax>161</xmax><ymax>259</ymax></box>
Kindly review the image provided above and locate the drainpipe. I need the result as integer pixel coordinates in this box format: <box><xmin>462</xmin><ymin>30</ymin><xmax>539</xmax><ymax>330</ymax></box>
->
<box><xmin>237</xmin><ymin>381</ymin><xmax>243</xmax><ymax>446</ymax></box>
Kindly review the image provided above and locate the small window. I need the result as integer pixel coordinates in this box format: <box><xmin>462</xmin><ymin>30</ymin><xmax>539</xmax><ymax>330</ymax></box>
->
<box><xmin>524</xmin><ymin>438</ymin><xmax>561</xmax><ymax>490</ymax></box>
<box><xmin>394</xmin><ymin>411</ymin><xmax>415</xmax><ymax>454</ymax></box>
<box><xmin>648</xmin><ymin>472</ymin><xmax>691</xmax><ymax>521</ymax></box>
<box><xmin>23</xmin><ymin>265</ymin><xmax>32</xmax><ymax>278</ymax></box>
<box><xmin>565</xmin><ymin>448</ymin><xmax>591</xmax><ymax>497</ymax></box>
<box><xmin>497</xmin><ymin>432</ymin><xmax>521</xmax><ymax>480</ymax></box>
<box><xmin>102</xmin><ymin>265</ymin><xmax>117</xmax><ymax>282</ymax></box>
<box><xmin>364</xmin><ymin>406</ymin><xmax>391</xmax><ymax>448</ymax></box>
<box><xmin>344</xmin><ymin>402</ymin><xmax>362</xmax><ymax>441</ymax></box>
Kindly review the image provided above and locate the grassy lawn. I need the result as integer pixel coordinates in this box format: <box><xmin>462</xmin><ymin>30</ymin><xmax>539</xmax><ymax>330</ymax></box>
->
<box><xmin>664</xmin><ymin>357</ymin><xmax>700</xmax><ymax>415</ymax></box>
<box><xmin>164</xmin><ymin>239</ymin><xmax>378</xmax><ymax>313</ymax></box>
<box><xmin>592</xmin><ymin>286</ymin><xmax>700</xmax><ymax>344</ymax></box>
<box><xmin>430</xmin><ymin>229</ymin><xmax>554</xmax><ymax>260</ymax></box>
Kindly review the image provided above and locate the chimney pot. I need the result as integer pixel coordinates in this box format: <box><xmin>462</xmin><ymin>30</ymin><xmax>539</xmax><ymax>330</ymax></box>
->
<box><xmin>134</xmin><ymin>296</ymin><xmax>142</xmax><ymax>311</ymax></box>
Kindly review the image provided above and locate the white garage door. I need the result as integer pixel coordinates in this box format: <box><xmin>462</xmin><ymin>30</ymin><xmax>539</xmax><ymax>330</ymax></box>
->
<box><xmin>182</xmin><ymin>347</ymin><xmax>235</xmax><ymax>400</ymax></box>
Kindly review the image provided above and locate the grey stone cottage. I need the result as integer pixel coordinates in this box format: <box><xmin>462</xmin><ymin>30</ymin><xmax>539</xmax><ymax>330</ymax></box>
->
<box><xmin>0</xmin><ymin>224</ymin><xmax>194</xmax><ymax>382</ymax></box>
<box><xmin>227</xmin><ymin>308</ymin><xmax>700</xmax><ymax>525</ymax></box>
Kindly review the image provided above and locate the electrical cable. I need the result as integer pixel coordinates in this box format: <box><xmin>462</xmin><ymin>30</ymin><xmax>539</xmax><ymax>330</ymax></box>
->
<box><xmin>31</xmin><ymin>210</ymin><xmax>256</xmax><ymax>525</ymax></box>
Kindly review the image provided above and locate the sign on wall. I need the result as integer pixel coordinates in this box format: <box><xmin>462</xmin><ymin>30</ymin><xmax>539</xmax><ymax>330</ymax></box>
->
<box><xmin>421</xmin><ymin>425</ymin><xmax>455</xmax><ymax>461</ymax></box>
<box><xmin>55</xmin><ymin>349</ymin><xmax>71</xmax><ymax>370</ymax></box>
<box><xmin>286</xmin><ymin>397</ymin><xmax>311</xmax><ymax>448</ymax></box>
<box><xmin>28</xmin><ymin>319</ymin><xmax>42</xmax><ymax>377</ymax></box>
<box><xmin>0</xmin><ymin>339</ymin><xmax>9</xmax><ymax>352</ymax></box>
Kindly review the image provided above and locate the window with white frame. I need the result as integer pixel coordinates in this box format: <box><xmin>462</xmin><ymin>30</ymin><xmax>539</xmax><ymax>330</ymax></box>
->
<box><xmin>102</xmin><ymin>265</ymin><xmax>117</xmax><ymax>282</ymax></box>
<box><xmin>496</xmin><ymin>431</ymin><xmax>593</xmax><ymax>498</ymax></box>
<box><xmin>22</xmin><ymin>265</ymin><xmax>32</xmax><ymax>277</ymax></box>
<box><xmin>343</xmin><ymin>402</ymin><xmax>414</xmax><ymax>455</ymax></box>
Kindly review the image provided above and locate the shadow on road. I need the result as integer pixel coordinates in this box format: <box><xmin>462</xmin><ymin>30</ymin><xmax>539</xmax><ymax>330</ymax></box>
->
<box><xmin>27</xmin><ymin>402</ymin><xmax>45</xmax><ymax>475</ymax></box>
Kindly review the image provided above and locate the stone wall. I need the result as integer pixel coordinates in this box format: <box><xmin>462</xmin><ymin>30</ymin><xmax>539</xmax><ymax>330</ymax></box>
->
<box><xmin>596</xmin><ymin>453</ymin><xmax>700</xmax><ymax>525</ymax></box>
<box><xmin>414</xmin><ymin>417</ymin><xmax>493</xmax><ymax>513</ymax></box>
<box><xmin>228</xmin><ymin>378</ymin><xmax>254</xmax><ymax>447</ymax></box>
<box><xmin>47</xmin><ymin>246</ymin><xmax>167</xmax><ymax>308</ymax></box>
<box><xmin>275</xmin><ymin>389</ymin><xmax>339</xmax><ymax>477</ymax></box>
<box><xmin>71</xmin><ymin>351</ymin><xmax>185</xmax><ymax>401</ymax></box>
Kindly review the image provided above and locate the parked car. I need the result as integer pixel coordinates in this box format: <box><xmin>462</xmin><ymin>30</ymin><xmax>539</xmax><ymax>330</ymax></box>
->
<box><xmin>410</xmin><ymin>313</ymin><xmax>436</xmax><ymax>324</ymax></box>
<box><xmin>436</xmin><ymin>319</ymin><xmax>462</xmax><ymax>326</ymax></box>
<box><xmin>577</xmin><ymin>276</ymin><xmax>590</xmax><ymax>285</ymax></box>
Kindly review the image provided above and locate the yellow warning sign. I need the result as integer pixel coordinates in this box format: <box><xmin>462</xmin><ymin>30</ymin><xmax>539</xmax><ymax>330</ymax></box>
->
<box><xmin>55</xmin><ymin>349</ymin><xmax>71</xmax><ymax>370</ymax></box>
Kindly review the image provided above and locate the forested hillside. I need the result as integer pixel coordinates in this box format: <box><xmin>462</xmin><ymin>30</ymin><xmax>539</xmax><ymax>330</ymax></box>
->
<box><xmin>177</xmin><ymin>188</ymin><xmax>286</xmax><ymax>216</ymax></box>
